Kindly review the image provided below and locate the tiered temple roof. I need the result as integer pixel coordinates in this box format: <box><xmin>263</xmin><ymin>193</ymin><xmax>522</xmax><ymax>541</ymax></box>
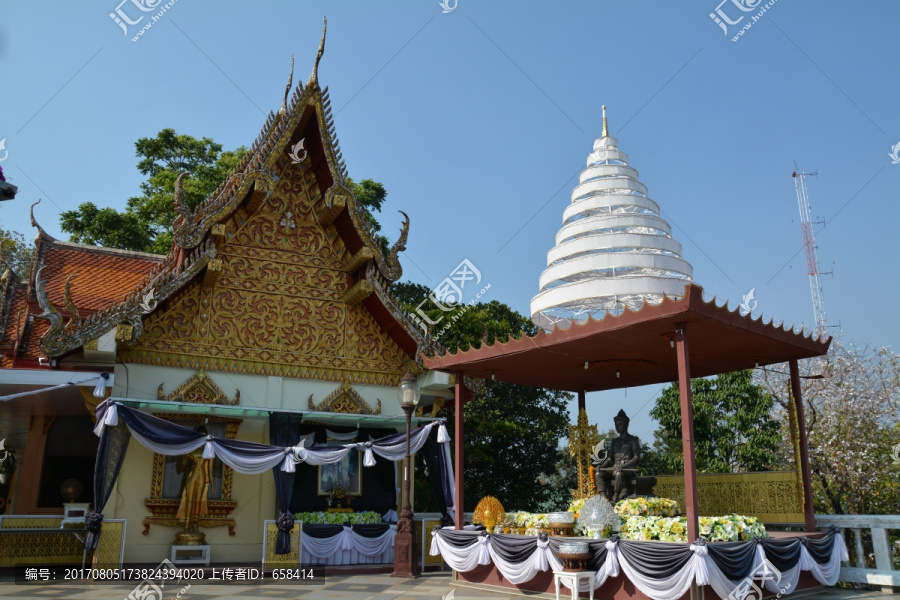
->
<box><xmin>531</xmin><ymin>107</ymin><xmax>693</xmax><ymax>329</ymax></box>
<box><xmin>3</xmin><ymin>19</ymin><xmax>433</xmax><ymax>383</ymax></box>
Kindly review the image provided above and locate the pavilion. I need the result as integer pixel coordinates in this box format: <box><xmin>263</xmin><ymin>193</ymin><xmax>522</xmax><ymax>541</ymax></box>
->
<box><xmin>424</xmin><ymin>109</ymin><xmax>837</xmax><ymax>599</ymax></box>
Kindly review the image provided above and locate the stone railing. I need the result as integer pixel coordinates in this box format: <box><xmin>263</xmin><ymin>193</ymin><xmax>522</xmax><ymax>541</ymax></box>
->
<box><xmin>816</xmin><ymin>514</ymin><xmax>899</xmax><ymax>590</ymax></box>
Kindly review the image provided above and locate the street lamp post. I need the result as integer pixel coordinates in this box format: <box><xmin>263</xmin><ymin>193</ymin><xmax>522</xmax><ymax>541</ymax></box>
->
<box><xmin>392</xmin><ymin>370</ymin><xmax>421</xmax><ymax>578</ymax></box>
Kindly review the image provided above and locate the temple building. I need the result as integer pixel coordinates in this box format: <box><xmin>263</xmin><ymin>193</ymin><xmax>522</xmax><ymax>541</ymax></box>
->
<box><xmin>0</xmin><ymin>24</ymin><xmax>453</xmax><ymax>566</ymax></box>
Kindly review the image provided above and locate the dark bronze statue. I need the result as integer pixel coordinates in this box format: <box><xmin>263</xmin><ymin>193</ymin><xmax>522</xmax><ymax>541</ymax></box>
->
<box><xmin>594</xmin><ymin>409</ymin><xmax>642</xmax><ymax>502</ymax></box>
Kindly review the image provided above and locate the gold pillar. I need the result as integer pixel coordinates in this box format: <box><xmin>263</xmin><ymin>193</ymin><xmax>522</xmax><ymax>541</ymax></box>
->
<box><xmin>569</xmin><ymin>408</ymin><xmax>600</xmax><ymax>500</ymax></box>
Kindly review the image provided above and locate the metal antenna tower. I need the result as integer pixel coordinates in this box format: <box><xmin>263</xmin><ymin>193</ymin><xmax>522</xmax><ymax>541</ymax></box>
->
<box><xmin>791</xmin><ymin>163</ymin><xmax>827</xmax><ymax>339</ymax></box>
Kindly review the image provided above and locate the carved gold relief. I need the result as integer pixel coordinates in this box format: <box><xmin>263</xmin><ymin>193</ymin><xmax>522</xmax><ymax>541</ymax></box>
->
<box><xmin>157</xmin><ymin>370</ymin><xmax>239</xmax><ymax>405</ymax></box>
<box><xmin>119</xmin><ymin>165</ymin><xmax>411</xmax><ymax>385</ymax></box>
<box><xmin>308</xmin><ymin>382</ymin><xmax>381</xmax><ymax>414</ymax></box>
<box><xmin>653</xmin><ymin>471</ymin><xmax>805</xmax><ymax>523</ymax></box>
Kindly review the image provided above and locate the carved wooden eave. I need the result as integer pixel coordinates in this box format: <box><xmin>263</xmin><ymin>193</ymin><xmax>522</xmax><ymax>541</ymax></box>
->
<box><xmin>33</xmin><ymin>17</ymin><xmax>436</xmax><ymax>367</ymax></box>
<box><xmin>157</xmin><ymin>370</ymin><xmax>240</xmax><ymax>405</ymax></box>
<box><xmin>308</xmin><ymin>382</ymin><xmax>381</xmax><ymax>414</ymax></box>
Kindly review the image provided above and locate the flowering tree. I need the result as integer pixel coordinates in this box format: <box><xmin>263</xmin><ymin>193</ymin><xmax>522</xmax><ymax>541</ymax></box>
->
<box><xmin>755</xmin><ymin>340</ymin><xmax>900</xmax><ymax>515</ymax></box>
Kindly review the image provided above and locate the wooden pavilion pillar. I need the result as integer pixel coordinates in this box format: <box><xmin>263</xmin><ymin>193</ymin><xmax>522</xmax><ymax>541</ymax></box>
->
<box><xmin>577</xmin><ymin>389</ymin><xmax>586</xmax><ymax>413</ymax></box>
<box><xmin>789</xmin><ymin>359</ymin><xmax>817</xmax><ymax>531</ymax></box>
<box><xmin>675</xmin><ymin>322</ymin><xmax>700</xmax><ymax>542</ymax></box>
<box><xmin>454</xmin><ymin>371</ymin><xmax>465</xmax><ymax>530</ymax></box>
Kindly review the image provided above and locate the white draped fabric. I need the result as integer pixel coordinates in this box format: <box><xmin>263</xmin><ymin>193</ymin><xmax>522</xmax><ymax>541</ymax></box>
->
<box><xmin>431</xmin><ymin>533</ymin><xmax>492</xmax><ymax>573</ymax></box>
<box><xmin>799</xmin><ymin>535</ymin><xmax>846</xmax><ymax>585</ymax></box>
<box><xmin>306</xmin><ymin>547</ymin><xmax>394</xmax><ymax>565</ymax></box>
<box><xmin>98</xmin><ymin>402</ymin><xmax>451</xmax><ymax>475</ymax></box>
<box><xmin>616</xmin><ymin>543</ymin><xmax>708</xmax><ymax>600</ymax></box>
<box><xmin>302</xmin><ymin>526</ymin><xmax>396</xmax><ymax>560</ymax></box>
<box><xmin>432</xmin><ymin>531</ymin><xmax>849</xmax><ymax>600</ymax></box>
<box><xmin>487</xmin><ymin>538</ymin><xmax>563</xmax><ymax>585</ymax></box>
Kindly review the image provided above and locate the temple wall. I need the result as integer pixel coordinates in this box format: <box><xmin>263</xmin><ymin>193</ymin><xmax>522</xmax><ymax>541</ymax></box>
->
<box><xmin>114</xmin><ymin>364</ymin><xmax>405</xmax><ymax>416</ymax></box>
<box><xmin>111</xmin><ymin>416</ymin><xmax>276</xmax><ymax>564</ymax></box>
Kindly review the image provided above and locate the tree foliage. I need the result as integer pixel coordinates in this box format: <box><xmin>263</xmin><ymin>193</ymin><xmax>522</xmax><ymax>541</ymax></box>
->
<box><xmin>649</xmin><ymin>370</ymin><xmax>781</xmax><ymax>474</ymax></box>
<box><xmin>0</xmin><ymin>228</ymin><xmax>35</xmax><ymax>277</ymax></box>
<box><xmin>60</xmin><ymin>129</ymin><xmax>246</xmax><ymax>254</ymax></box>
<box><xmin>57</xmin><ymin>129</ymin><xmax>398</xmax><ymax>258</ymax></box>
<box><xmin>755</xmin><ymin>340</ymin><xmax>900</xmax><ymax>515</ymax></box>
<box><xmin>395</xmin><ymin>282</ymin><xmax>571</xmax><ymax>512</ymax></box>
<box><xmin>347</xmin><ymin>178</ymin><xmax>389</xmax><ymax>257</ymax></box>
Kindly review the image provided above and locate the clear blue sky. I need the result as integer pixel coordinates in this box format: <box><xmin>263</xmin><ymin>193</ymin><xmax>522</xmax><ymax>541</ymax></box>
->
<box><xmin>1</xmin><ymin>1</ymin><xmax>897</xmax><ymax>442</ymax></box>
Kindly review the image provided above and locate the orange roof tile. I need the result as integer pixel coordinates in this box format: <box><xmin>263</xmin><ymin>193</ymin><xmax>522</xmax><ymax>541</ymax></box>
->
<box><xmin>36</xmin><ymin>240</ymin><xmax>163</xmax><ymax>315</ymax></box>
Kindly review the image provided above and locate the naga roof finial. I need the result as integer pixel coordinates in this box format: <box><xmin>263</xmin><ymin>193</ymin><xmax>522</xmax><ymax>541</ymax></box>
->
<box><xmin>30</xmin><ymin>198</ymin><xmax>54</xmax><ymax>242</ymax></box>
<box><xmin>173</xmin><ymin>172</ymin><xmax>192</xmax><ymax>222</ymax></box>
<box><xmin>601</xmin><ymin>105</ymin><xmax>608</xmax><ymax>138</ymax></box>
<box><xmin>279</xmin><ymin>54</ymin><xmax>294</xmax><ymax>117</ymax></box>
<box><xmin>308</xmin><ymin>16</ymin><xmax>327</xmax><ymax>87</ymax></box>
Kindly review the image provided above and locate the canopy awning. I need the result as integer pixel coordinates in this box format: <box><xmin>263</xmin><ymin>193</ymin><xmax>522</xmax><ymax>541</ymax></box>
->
<box><xmin>423</xmin><ymin>284</ymin><xmax>830</xmax><ymax>391</ymax></box>
<box><xmin>112</xmin><ymin>397</ymin><xmax>440</xmax><ymax>428</ymax></box>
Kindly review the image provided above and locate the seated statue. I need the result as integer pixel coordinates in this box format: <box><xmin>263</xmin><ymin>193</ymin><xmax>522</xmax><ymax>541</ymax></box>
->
<box><xmin>594</xmin><ymin>409</ymin><xmax>642</xmax><ymax>503</ymax></box>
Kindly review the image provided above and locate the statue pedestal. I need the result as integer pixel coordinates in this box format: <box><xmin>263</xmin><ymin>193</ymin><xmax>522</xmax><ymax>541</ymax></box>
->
<box><xmin>170</xmin><ymin>544</ymin><xmax>210</xmax><ymax>566</ymax></box>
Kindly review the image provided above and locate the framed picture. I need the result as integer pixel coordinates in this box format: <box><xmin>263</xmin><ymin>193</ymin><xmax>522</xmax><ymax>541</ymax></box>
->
<box><xmin>317</xmin><ymin>449</ymin><xmax>362</xmax><ymax>497</ymax></box>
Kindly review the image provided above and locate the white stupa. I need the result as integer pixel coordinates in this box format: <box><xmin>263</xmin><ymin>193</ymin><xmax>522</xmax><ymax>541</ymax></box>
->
<box><xmin>531</xmin><ymin>107</ymin><xmax>693</xmax><ymax>329</ymax></box>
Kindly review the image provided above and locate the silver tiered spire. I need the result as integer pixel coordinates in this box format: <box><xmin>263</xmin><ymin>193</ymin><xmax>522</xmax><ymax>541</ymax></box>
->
<box><xmin>530</xmin><ymin>107</ymin><xmax>693</xmax><ymax>329</ymax></box>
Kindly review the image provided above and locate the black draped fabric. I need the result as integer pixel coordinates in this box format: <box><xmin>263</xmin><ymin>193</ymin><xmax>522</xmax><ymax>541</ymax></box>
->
<box><xmin>805</xmin><ymin>532</ymin><xmax>837</xmax><ymax>563</ymax></box>
<box><xmin>421</xmin><ymin>432</ymin><xmax>452</xmax><ymax>525</ymax></box>
<box><xmin>302</xmin><ymin>523</ymin><xmax>344</xmax><ymax>538</ymax></box>
<box><xmin>488</xmin><ymin>535</ymin><xmax>539</xmax><ymax>563</ymax></box>
<box><xmin>300</xmin><ymin>523</ymin><xmax>390</xmax><ymax>539</ymax></box>
<box><xmin>760</xmin><ymin>537</ymin><xmax>802</xmax><ymax>573</ymax></box>
<box><xmin>116</xmin><ymin>403</ymin><xmax>206</xmax><ymax>445</ymax></box>
<box><xmin>617</xmin><ymin>539</ymin><xmax>695</xmax><ymax>579</ymax></box>
<box><xmin>270</xmin><ymin>413</ymin><xmax>304</xmax><ymax>554</ymax></box>
<box><xmin>352</xmin><ymin>523</ymin><xmax>390</xmax><ymax>538</ymax></box>
<box><xmin>84</xmin><ymin>412</ymin><xmax>131</xmax><ymax>552</ymax></box>
<box><xmin>706</xmin><ymin>540</ymin><xmax>758</xmax><ymax>580</ymax></box>
<box><xmin>433</xmin><ymin>528</ymin><xmax>485</xmax><ymax>549</ymax></box>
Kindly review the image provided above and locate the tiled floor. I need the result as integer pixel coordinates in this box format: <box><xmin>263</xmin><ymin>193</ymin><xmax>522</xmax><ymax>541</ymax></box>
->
<box><xmin>0</xmin><ymin>572</ymin><xmax>892</xmax><ymax>600</ymax></box>
<box><xmin>0</xmin><ymin>572</ymin><xmax>531</xmax><ymax>600</ymax></box>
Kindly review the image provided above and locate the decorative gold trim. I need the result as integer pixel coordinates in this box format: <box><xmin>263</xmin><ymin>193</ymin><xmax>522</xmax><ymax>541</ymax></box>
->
<box><xmin>308</xmin><ymin>382</ymin><xmax>381</xmax><ymax>414</ymax></box>
<box><xmin>157</xmin><ymin>370</ymin><xmax>239</xmax><ymax>406</ymax></box>
<box><xmin>315</xmin><ymin>186</ymin><xmax>347</xmax><ymax>225</ymax></box>
<box><xmin>343</xmin><ymin>280</ymin><xmax>373</xmax><ymax>306</ymax></box>
<box><xmin>345</xmin><ymin>247</ymin><xmax>374</xmax><ymax>273</ymax></box>
<box><xmin>203</xmin><ymin>259</ymin><xmax>224</xmax><ymax>288</ymax></box>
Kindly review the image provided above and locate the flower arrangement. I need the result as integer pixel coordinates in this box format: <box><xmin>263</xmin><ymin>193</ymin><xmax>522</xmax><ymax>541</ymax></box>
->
<box><xmin>502</xmin><ymin>511</ymin><xmax>549</xmax><ymax>535</ymax></box>
<box><xmin>293</xmin><ymin>511</ymin><xmax>382</xmax><ymax>525</ymax></box>
<box><xmin>575</xmin><ymin>495</ymin><xmax>622</xmax><ymax>538</ymax></box>
<box><xmin>567</xmin><ymin>497</ymin><xmax>587</xmax><ymax>517</ymax></box>
<box><xmin>619</xmin><ymin>514</ymin><xmax>767</xmax><ymax>543</ymax></box>
<box><xmin>614</xmin><ymin>497</ymin><xmax>679</xmax><ymax>518</ymax></box>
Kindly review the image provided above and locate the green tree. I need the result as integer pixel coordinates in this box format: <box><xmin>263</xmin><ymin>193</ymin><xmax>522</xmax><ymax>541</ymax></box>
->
<box><xmin>0</xmin><ymin>228</ymin><xmax>35</xmax><ymax>276</ymax></box>
<box><xmin>347</xmin><ymin>178</ymin><xmax>389</xmax><ymax>257</ymax></box>
<box><xmin>60</xmin><ymin>129</ymin><xmax>247</xmax><ymax>254</ymax></box>
<box><xmin>649</xmin><ymin>370</ymin><xmax>780</xmax><ymax>474</ymax></box>
<box><xmin>396</xmin><ymin>282</ymin><xmax>572</xmax><ymax>512</ymax></box>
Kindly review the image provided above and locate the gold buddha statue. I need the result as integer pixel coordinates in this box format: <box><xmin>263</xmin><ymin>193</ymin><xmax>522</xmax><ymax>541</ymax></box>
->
<box><xmin>174</xmin><ymin>426</ymin><xmax>213</xmax><ymax>545</ymax></box>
